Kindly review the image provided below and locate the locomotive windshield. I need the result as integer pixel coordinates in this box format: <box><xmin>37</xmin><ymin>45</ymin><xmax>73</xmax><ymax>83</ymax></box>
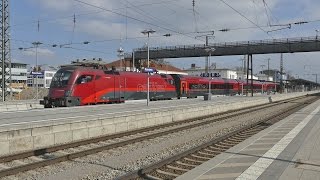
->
<box><xmin>50</xmin><ymin>69</ymin><xmax>74</xmax><ymax>88</ymax></box>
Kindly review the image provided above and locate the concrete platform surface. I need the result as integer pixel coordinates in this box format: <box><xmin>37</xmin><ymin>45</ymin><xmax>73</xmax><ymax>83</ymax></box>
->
<box><xmin>0</xmin><ymin>92</ymin><xmax>315</xmax><ymax>131</ymax></box>
<box><xmin>0</xmin><ymin>91</ymin><xmax>316</xmax><ymax>156</ymax></box>
<box><xmin>176</xmin><ymin>97</ymin><xmax>320</xmax><ymax>180</ymax></box>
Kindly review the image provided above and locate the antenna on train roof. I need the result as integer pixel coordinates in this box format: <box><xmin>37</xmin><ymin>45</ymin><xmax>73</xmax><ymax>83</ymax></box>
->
<box><xmin>65</xmin><ymin>58</ymin><xmax>108</xmax><ymax>69</ymax></box>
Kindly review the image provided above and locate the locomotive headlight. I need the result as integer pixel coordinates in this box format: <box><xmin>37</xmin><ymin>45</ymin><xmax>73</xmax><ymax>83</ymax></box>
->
<box><xmin>64</xmin><ymin>90</ymin><xmax>71</xmax><ymax>97</ymax></box>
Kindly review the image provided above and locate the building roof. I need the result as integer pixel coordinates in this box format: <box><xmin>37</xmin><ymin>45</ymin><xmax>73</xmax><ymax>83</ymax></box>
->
<box><xmin>105</xmin><ymin>59</ymin><xmax>185</xmax><ymax>73</ymax></box>
<box><xmin>185</xmin><ymin>68</ymin><xmax>234</xmax><ymax>71</ymax></box>
<box><xmin>12</xmin><ymin>62</ymin><xmax>28</xmax><ymax>65</ymax></box>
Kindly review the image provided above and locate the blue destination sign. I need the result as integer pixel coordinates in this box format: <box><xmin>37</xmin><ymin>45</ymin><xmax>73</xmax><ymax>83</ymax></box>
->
<box><xmin>144</xmin><ymin>68</ymin><xmax>155</xmax><ymax>73</ymax></box>
<box><xmin>30</xmin><ymin>71</ymin><xmax>44</xmax><ymax>75</ymax></box>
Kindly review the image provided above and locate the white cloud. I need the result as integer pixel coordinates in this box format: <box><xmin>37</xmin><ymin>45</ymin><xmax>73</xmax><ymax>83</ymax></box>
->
<box><xmin>23</xmin><ymin>0</ymin><xmax>320</xmax><ymax>79</ymax></box>
<box><xmin>22</xmin><ymin>48</ymin><xmax>55</xmax><ymax>57</ymax></box>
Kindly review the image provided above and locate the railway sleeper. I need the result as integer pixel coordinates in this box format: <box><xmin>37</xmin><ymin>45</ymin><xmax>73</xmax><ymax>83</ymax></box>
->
<box><xmin>207</xmin><ymin>147</ymin><xmax>226</xmax><ymax>153</ymax></box>
<box><xmin>226</xmin><ymin>137</ymin><xmax>244</xmax><ymax>142</ymax></box>
<box><xmin>237</xmin><ymin>130</ymin><xmax>257</xmax><ymax>135</ymax></box>
<box><xmin>224</xmin><ymin>139</ymin><xmax>242</xmax><ymax>145</ymax></box>
<box><xmin>144</xmin><ymin>174</ymin><xmax>163</xmax><ymax>180</ymax></box>
<box><xmin>176</xmin><ymin>161</ymin><xmax>198</xmax><ymax>168</ymax></box>
<box><xmin>236</xmin><ymin>132</ymin><xmax>258</xmax><ymax>138</ymax></box>
<box><xmin>194</xmin><ymin>152</ymin><xmax>213</xmax><ymax>158</ymax></box>
<box><xmin>191</xmin><ymin>154</ymin><xmax>212</xmax><ymax>160</ymax></box>
<box><xmin>212</xmin><ymin>143</ymin><xmax>231</xmax><ymax>149</ymax></box>
<box><xmin>219</xmin><ymin>141</ymin><xmax>237</xmax><ymax>146</ymax></box>
<box><xmin>156</xmin><ymin>169</ymin><xmax>180</xmax><ymax>178</ymax></box>
<box><xmin>171</xmin><ymin>162</ymin><xmax>195</xmax><ymax>170</ymax></box>
<box><xmin>233</xmin><ymin>135</ymin><xmax>250</xmax><ymax>139</ymax></box>
<box><xmin>28</xmin><ymin>156</ymin><xmax>43</xmax><ymax>162</ymax></box>
<box><xmin>184</xmin><ymin>157</ymin><xmax>206</xmax><ymax>163</ymax></box>
<box><xmin>12</xmin><ymin>160</ymin><xmax>27</xmax><ymax>166</ymax></box>
<box><xmin>166</xmin><ymin>165</ymin><xmax>189</xmax><ymax>172</ymax></box>
<box><xmin>203</xmin><ymin>148</ymin><xmax>220</xmax><ymax>154</ymax></box>
<box><xmin>0</xmin><ymin>164</ymin><xmax>9</xmax><ymax>170</ymax></box>
<box><xmin>160</xmin><ymin>167</ymin><xmax>186</xmax><ymax>175</ymax></box>
<box><xmin>198</xmin><ymin>151</ymin><xmax>215</xmax><ymax>156</ymax></box>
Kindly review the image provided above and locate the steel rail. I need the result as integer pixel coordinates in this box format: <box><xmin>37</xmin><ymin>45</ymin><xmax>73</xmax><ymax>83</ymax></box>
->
<box><xmin>116</xmin><ymin>96</ymin><xmax>319</xmax><ymax>180</ymax></box>
<box><xmin>0</xmin><ymin>95</ymin><xmax>312</xmax><ymax>178</ymax></box>
<box><xmin>0</xmin><ymin>96</ymin><xmax>299</xmax><ymax>164</ymax></box>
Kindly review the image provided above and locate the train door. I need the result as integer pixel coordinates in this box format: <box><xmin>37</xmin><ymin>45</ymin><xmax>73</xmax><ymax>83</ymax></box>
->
<box><xmin>171</xmin><ymin>74</ymin><xmax>181</xmax><ymax>99</ymax></box>
<box><xmin>75</xmin><ymin>74</ymin><xmax>95</xmax><ymax>104</ymax></box>
<box><xmin>113</xmin><ymin>74</ymin><xmax>125</xmax><ymax>102</ymax></box>
<box><xmin>181</xmin><ymin>81</ymin><xmax>187</xmax><ymax>97</ymax></box>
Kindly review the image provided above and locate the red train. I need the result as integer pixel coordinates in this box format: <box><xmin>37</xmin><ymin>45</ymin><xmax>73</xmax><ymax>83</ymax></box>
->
<box><xmin>41</xmin><ymin>66</ymin><xmax>278</xmax><ymax>108</ymax></box>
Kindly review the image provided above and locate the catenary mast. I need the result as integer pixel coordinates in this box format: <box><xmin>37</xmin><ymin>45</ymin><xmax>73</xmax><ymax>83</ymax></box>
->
<box><xmin>0</xmin><ymin>0</ymin><xmax>11</xmax><ymax>101</ymax></box>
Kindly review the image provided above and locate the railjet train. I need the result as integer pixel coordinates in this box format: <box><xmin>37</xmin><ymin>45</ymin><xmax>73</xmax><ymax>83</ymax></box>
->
<box><xmin>41</xmin><ymin>66</ymin><xmax>278</xmax><ymax>108</ymax></box>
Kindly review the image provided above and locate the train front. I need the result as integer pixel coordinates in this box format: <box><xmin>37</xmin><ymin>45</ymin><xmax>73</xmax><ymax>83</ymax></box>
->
<box><xmin>41</xmin><ymin>67</ymin><xmax>80</xmax><ymax>108</ymax></box>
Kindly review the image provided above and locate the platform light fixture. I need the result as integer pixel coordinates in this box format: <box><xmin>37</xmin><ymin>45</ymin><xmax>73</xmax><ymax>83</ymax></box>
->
<box><xmin>32</xmin><ymin>41</ymin><xmax>43</xmax><ymax>101</ymax></box>
<box><xmin>117</xmin><ymin>46</ymin><xmax>124</xmax><ymax>71</ymax></box>
<box><xmin>204</xmin><ymin>47</ymin><xmax>216</xmax><ymax>98</ymax></box>
<box><xmin>141</xmin><ymin>29</ymin><xmax>156</xmax><ymax>106</ymax></box>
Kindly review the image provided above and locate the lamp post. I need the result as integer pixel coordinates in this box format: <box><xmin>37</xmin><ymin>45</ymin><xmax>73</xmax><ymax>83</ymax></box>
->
<box><xmin>141</xmin><ymin>29</ymin><xmax>156</xmax><ymax>106</ymax></box>
<box><xmin>241</xmin><ymin>82</ymin><xmax>244</xmax><ymax>96</ymax></box>
<box><xmin>32</xmin><ymin>41</ymin><xmax>42</xmax><ymax>101</ymax></box>
<box><xmin>204</xmin><ymin>47</ymin><xmax>216</xmax><ymax>97</ymax></box>
<box><xmin>316</xmin><ymin>30</ymin><xmax>319</xmax><ymax>39</ymax></box>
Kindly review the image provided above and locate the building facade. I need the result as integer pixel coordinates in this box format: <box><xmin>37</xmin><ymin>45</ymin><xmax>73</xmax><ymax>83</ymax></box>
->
<box><xmin>105</xmin><ymin>59</ymin><xmax>187</xmax><ymax>75</ymax></box>
<box><xmin>10</xmin><ymin>62</ymin><xmax>28</xmax><ymax>89</ymax></box>
<box><xmin>184</xmin><ymin>64</ymin><xmax>241</xmax><ymax>79</ymax></box>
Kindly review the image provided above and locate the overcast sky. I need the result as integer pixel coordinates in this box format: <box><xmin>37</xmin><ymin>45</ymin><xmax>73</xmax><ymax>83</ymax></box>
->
<box><xmin>11</xmin><ymin>0</ymin><xmax>320</xmax><ymax>81</ymax></box>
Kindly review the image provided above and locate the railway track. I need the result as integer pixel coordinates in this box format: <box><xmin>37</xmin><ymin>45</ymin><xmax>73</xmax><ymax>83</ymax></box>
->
<box><xmin>0</xmin><ymin>95</ymin><xmax>316</xmax><ymax>178</ymax></box>
<box><xmin>116</xmin><ymin>95</ymin><xmax>319</xmax><ymax>180</ymax></box>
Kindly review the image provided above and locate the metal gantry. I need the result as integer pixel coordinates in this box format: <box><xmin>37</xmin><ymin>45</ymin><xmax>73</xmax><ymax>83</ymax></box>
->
<box><xmin>132</xmin><ymin>36</ymin><xmax>320</xmax><ymax>60</ymax></box>
<box><xmin>0</xmin><ymin>0</ymin><xmax>11</xmax><ymax>102</ymax></box>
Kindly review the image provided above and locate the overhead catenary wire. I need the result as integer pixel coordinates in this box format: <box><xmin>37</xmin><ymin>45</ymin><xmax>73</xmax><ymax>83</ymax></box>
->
<box><xmin>11</xmin><ymin>0</ymin><xmax>320</xmax><ymax>49</ymax></box>
<box><xmin>262</xmin><ymin>0</ymin><xmax>272</xmax><ymax>26</ymax></box>
<box><xmin>73</xmin><ymin>0</ymin><xmax>201</xmax><ymax>42</ymax></box>
<box><xmin>192</xmin><ymin>0</ymin><xmax>198</xmax><ymax>32</ymax></box>
<box><xmin>218</xmin><ymin>0</ymin><xmax>272</xmax><ymax>38</ymax></box>
<box><xmin>120</xmin><ymin>0</ymin><xmax>180</xmax><ymax>33</ymax></box>
<box><xmin>12</xmin><ymin>0</ymin><xmax>179</xmax><ymax>27</ymax></box>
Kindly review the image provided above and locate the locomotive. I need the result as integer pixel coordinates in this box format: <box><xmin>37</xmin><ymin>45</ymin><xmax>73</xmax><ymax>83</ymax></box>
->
<box><xmin>41</xmin><ymin>66</ymin><xmax>278</xmax><ymax>108</ymax></box>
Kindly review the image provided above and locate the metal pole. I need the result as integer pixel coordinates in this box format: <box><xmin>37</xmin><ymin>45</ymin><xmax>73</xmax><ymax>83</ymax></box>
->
<box><xmin>141</xmin><ymin>29</ymin><xmax>155</xmax><ymax>106</ymax></box>
<box><xmin>1</xmin><ymin>0</ymin><xmax>5</xmax><ymax>102</ymax></box>
<box><xmin>35</xmin><ymin>44</ymin><xmax>38</xmax><ymax>101</ymax></box>
<box><xmin>243</xmin><ymin>55</ymin><xmax>246</xmax><ymax>81</ymax></box>
<box><xmin>250</xmin><ymin>54</ymin><xmax>253</xmax><ymax>97</ymax></box>
<box><xmin>205</xmin><ymin>36</ymin><xmax>208</xmax><ymax>74</ymax></box>
<box><xmin>132</xmin><ymin>51</ymin><xmax>135</xmax><ymax>71</ymax></box>
<box><xmin>280</xmin><ymin>53</ymin><xmax>283</xmax><ymax>93</ymax></box>
<box><xmin>208</xmin><ymin>52</ymin><xmax>211</xmax><ymax>95</ymax></box>
<box><xmin>147</xmin><ymin>33</ymin><xmax>150</xmax><ymax>106</ymax></box>
<box><xmin>246</xmin><ymin>55</ymin><xmax>249</xmax><ymax>96</ymax></box>
<box><xmin>241</xmin><ymin>83</ymin><xmax>243</xmax><ymax>96</ymax></box>
<box><xmin>267</xmin><ymin>58</ymin><xmax>270</xmax><ymax>81</ymax></box>
<box><xmin>274</xmin><ymin>71</ymin><xmax>277</xmax><ymax>92</ymax></box>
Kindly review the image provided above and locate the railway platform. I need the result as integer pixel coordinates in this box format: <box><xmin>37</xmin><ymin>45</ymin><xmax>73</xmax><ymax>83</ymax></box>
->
<box><xmin>176</xmin><ymin>97</ymin><xmax>320</xmax><ymax>180</ymax></box>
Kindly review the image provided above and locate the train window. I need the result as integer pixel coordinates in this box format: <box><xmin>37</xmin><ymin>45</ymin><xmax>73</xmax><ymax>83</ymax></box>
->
<box><xmin>76</xmin><ymin>75</ymin><xmax>93</xmax><ymax>84</ymax></box>
<box><xmin>50</xmin><ymin>69</ymin><xmax>73</xmax><ymax>88</ymax></box>
<box><xmin>161</xmin><ymin>74</ymin><xmax>167</xmax><ymax>78</ymax></box>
